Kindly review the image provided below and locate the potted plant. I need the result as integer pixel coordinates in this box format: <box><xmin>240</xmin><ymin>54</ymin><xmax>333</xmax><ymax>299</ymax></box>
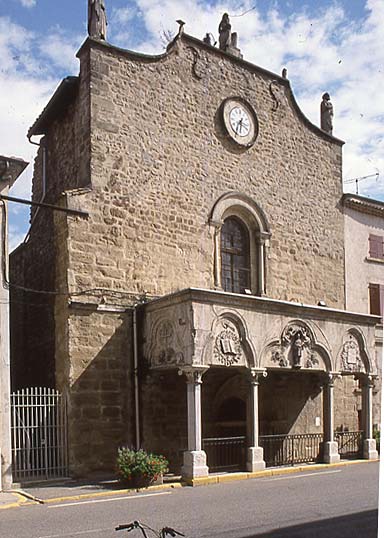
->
<box><xmin>117</xmin><ymin>448</ymin><xmax>169</xmax><ymax>488</ymax></box>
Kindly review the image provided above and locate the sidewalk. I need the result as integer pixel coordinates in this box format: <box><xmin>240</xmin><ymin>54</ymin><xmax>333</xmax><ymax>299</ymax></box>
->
<box><xmin>0</xmin><ymin>459</ymin><xmax>378</xmax><ymax>510</ymax></box>
<box><xmin>0</xmin><ymin>475</ymin><xmax>182</xmax><ymax>510</ymax></box>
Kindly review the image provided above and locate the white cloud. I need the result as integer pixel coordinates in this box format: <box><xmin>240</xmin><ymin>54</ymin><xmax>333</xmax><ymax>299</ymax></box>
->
<box><xmin>19</xmin><ymin>0</ymin><xmax>36</xmax><ymax>7</ymax></box>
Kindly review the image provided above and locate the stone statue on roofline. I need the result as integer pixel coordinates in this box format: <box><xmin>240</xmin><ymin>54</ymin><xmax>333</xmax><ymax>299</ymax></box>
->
<box><xmin>219</xmin><ymin>13</ymin><xmax>232</xmax><ymax>50</ymax></box>
<box><xmin>218</xmin><ymin>13</ymin><xmax>243</xmax><ymax>59</ymax></box>
<box><xmin>88</xmin><ymin>0</ymin><xmax>107</xmax><ymax>41</ymax></box>
<box><xmin>320</xmin><ymin>92</ymin><xmax>333</xmax><ymax>135</ymax></box>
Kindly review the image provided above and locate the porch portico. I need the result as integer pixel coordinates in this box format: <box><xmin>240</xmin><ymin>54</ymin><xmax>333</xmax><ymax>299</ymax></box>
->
<box><xmin>141</xmin><ymin>288</ymin><xmax>379</xmax><ymax>480</ymax></box>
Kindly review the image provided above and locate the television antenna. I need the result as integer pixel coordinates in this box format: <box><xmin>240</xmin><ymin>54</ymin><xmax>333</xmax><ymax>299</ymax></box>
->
<box><xmin>343</xmin><ymin>172</ymin><xmax>379</xmax><ymax>195</ymax></box>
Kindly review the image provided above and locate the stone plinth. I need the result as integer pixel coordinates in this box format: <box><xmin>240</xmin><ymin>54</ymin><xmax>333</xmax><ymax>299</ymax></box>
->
<box><xmin>363</xmin><ymin>438</ymin><xmax>379</xmax><ymax>460</ymax></box>
<box><xmin>323</xmin><ymin>441</ymin><xmax>340</xmax><ymax>464</ymax></box>
<box><xmin>246</xmin><ymin>447</ymin><xmax>265</xmax><ymax>472</ymax></box>
<box><xmin>181</xmin><ymin>450</ymin><xmax>209</xmax><ymax>480</ymax></box>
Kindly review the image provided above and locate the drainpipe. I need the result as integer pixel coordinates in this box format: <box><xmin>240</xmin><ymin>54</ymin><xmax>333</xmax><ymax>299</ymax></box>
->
<box><xmin>26</xmin><ymin>135</ymin><xmax>47</xmax><ymax>241</ymax></box>
<box><xmin>133</xmin><ymin>305</ymin><xmax>140</xmax><ymax>450</ymax></box>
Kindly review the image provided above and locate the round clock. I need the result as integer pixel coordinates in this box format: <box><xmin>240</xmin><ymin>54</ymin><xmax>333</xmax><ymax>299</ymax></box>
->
<box><xmin>221</xmin><ymin>98</ymin><xmax>258</xmax><ymax>147</ymax></box>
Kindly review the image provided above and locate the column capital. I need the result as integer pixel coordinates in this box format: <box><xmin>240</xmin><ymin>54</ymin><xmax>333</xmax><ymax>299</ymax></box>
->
<box><xmin>179</xmin><ymin>366</ymin><xmax>208</xmax><ymax>384</ymax></box>
<box><xmin>248</xmin><ymin>368</ymin><xmax>268</xmax><ymax>384</ymax></box>
<box><xmin>363</xmin><ymin>374</ymin><xmax>377</xmax><ymax>388</ymax></box>
<box><xmin>323</xmin><ymin>371</ymin><xmax>341</xmax><ymax>387</ymax></box>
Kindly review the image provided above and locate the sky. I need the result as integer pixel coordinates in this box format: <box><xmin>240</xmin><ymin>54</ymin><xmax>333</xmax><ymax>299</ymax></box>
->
<box><xmin>1</xmin><ymin>0</ymin><xmax>384</xmax><ymax>250</ymax></box>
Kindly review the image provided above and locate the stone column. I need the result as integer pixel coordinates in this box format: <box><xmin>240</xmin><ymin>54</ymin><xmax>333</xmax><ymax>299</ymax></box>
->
<box><xmin>322</xmin><ymin>373</ymin><xmax>340</xmax><ymax>464</ymax></box>
<box><xmin>257</xmin><ymin>233</ymin><xmax>270</xmax><ymax>296</ymax></box>
<box><xmin>246</xmin><ymin>369</ymin><xmax>266</xmax><ymax>472</ymax></box>
<box><xmin>181</xmin><ymin>368</ymin><xmax>209</xmax><ymax>480</ymax></box>
<box><xmin>362</xmin><ymin>375</ymin><xmax>379</xmax><ymax>460</ymax></box>
<box><xmin>211</xmin><ymin>220</ymin><xmax>222</xmax><ymax>289</ymax></box>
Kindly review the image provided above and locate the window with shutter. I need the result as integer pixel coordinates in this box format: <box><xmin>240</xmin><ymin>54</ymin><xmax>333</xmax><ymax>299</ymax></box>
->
<box><xmin>369</xmin><ymin>283</ymin><xmax>382</xmax><ymax>316</ymax></box>
<box><xmin>368</xmin><ymin>234</ymin><xmax>384</xmax><ymax>259</ymax></box>
<box><xmin>221</xmin><ymin>217</ymin><xmax>251</xmax><ymax>294</ymax></box>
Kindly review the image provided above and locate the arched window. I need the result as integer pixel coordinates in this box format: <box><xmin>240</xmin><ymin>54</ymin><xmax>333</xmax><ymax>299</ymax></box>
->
<box><xmin>221</xmin><ymin>217</ymin><xmax>251</xmax><ymax>293</ymax></box>
<box><xmin>210</xmin><ymin>192</ymin><xmax>271</xmax><ymax>296</ymax></box>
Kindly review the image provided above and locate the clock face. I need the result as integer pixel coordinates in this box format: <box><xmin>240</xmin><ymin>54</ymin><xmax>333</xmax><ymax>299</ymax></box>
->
<box><xmin>222</xmin><ymin>98</ymin><xmax>258</xmax><ymax>147</ymax></box>
<box><xmin>229</xmin><ymin>106</ymin><xmax>251</xmax><ymax>137</ymax></box>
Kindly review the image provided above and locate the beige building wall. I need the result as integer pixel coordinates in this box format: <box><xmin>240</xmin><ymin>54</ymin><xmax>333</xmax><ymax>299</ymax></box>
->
<box><xmin>343</xmin><ymin>195</ymin><xmax>384</xmax><ymax>430</ymax></box>
<box><xmin>0</xmin><ymin>156</ymin><xmax>27</xmax><ymax>490</ymax></box>
<box><xmin>344</xmin><ymin>199</ymin><xmax>384</xmax><ymax>313</ymax></box>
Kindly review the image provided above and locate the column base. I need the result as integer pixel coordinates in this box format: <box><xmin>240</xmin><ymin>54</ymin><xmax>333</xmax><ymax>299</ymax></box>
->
<box><xmin>363</xmin><ymin>439</ymin><xmax>379</xmax><ymax>460</ymax></box>
<box><xmin>322</xmin><ymin>441</ymin><xmax>340</xmax><ymax>464</ymax></box>
<box><xmin>181</xmin><ymin>450</ymin><xmax>209</xmax><ymax>480</ymax></box>
<box><xmin>246</xmin><ymin>447</ymin><xmax>265</xmax><ymax>472</ymax></box>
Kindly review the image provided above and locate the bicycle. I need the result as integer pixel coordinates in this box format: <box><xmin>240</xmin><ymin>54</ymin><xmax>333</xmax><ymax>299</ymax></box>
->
<box><xmin>115</xmin><ymin>520</ymin><xmax>184</xmax><ymax>538</ymax></box>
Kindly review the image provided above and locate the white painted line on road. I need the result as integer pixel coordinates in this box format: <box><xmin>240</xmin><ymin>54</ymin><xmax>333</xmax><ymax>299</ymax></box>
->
<box><xmin>47</xmin><ymin>491</ymin><xmax>172</xmax><ymax>509</ymax></box>
<box><xmin>264</xmin><ymin>469</ymin><xmax>342</xmax><ymax>481</ymax></box>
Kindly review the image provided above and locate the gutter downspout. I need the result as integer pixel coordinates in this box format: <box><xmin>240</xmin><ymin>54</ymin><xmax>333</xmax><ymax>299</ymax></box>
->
<box><xmin>26</xmin><ymin>135</ymin><xmax>47</xmax><ymax>243</ymax></box>
<box><xmin>133</xmin><ymin>305</ymin><xmax>140</xmax><ymax>450</ymax></box>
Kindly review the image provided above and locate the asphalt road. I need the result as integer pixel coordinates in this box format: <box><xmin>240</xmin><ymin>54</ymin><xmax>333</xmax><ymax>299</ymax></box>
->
<box><xmin>0</xmin><ymin>463</ymin><xmax>379</xmax><ymax>538</ymax></box>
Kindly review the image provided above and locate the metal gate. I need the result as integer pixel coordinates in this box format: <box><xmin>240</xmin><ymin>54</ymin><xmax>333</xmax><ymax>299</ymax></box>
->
<box><xmin>259</xmin><ymin>433</ymin><xmax>324</xmax><ymax>467</ymax></box>
<box><xmin>11</xmin><ymin>387</ymin><xmax>68</xmax><ymax>482</ymax></box>
<box><xmin>202</xmin><ymin>436</ymin><xmax>246</xmax><ymax>472</ymax></box>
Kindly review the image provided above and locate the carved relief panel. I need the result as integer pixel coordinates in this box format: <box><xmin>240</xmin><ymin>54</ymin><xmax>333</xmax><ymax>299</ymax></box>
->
<box><xmin>203</xmin><ymin>316</ymin><xmax>249</xmax><ymax>368</ymax></box>
<box><xmin>263</xmin><ymin>322</ymin><xmax>325</xmax><ymax>371</ymax></box>
<box><xmin>338</xmin><ymin>333</ymin><xmax>366</xmax><ymax>373</ymax></box>
<box><xmin>145</xmin><ymin>316</ymin><xmax>188</xmax><ymax>368</ymax></box>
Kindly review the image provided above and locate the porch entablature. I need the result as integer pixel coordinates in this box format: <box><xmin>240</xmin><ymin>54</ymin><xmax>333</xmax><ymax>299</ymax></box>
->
<box><xmin>141</xmin><ymin>288</ymin><xmax>379</xmax><ymax>375</ymax></box>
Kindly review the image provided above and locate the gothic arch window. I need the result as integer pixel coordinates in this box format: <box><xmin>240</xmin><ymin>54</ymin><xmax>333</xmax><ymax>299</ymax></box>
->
<box><xmin>221</xmin><ymin>217</ymin><xmax>251</xmax><ymax>293</ymax></box>
<box><xmin>210</xmin><ymin>192</ymin><xmax>271</xmax><ymax>296</ymax></box>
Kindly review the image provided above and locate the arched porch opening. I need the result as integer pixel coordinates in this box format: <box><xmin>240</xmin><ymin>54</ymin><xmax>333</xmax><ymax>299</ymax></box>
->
<box><xmin>201</xmin><ymin>367</ymin><xmax>248</xmax><ymax>472</ymax></box>
<box><xmin>258</xmin><ymin>369</ymin><xmax>324</xmax><ymax>466</ymax></box>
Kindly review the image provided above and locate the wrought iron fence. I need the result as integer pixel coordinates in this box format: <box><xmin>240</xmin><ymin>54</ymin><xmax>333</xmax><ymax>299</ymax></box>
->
<box><xmin>202</xmin><ymin>436</ymin><xmax>246</xmax><ymax>472</ymax></box>
<box><xmin>11</xmin><ymin>387</ymin><xmax>68</xmax><ymax>482</ymax></box>
<box><xmin>334</xmin><ymin>431</ymin><xmax>364</xmax><ymax>459</ymax></box>
<box><xmin>259</xmin><ymin>433</ymin><xmax>324</xmax><ymax>467</ymax></box>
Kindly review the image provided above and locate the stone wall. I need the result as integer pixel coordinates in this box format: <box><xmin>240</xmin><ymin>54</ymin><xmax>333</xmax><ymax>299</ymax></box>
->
<box><xmin>68</xmin><ymin>36</ymin><xmax>345</xmax><ymax>307</ymax></box>
<box><xmin>65</xmin><ymin>307</ymin><xmax>134</xmax><ymax>475</ymax></box>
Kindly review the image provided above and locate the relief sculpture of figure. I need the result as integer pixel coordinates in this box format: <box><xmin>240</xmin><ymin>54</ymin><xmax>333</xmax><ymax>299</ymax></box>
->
<box><xmin>218</xmin><ymin>13</ymin><xmax>231</xmax><ymax>50</ymax></box>
<box><xmin>88</xmin><ymin>0</ymin><xmax>107</xmax><ymax>41</ymax></box>
<box><xmin>292</xmin><ymin>331</ymin><xmax>304</xmax><ymax>368</ymax></box>
<box><xmin>320</xmin><ymin>92</ymin><xmax>333</xmax><ymax>135</ymax></box>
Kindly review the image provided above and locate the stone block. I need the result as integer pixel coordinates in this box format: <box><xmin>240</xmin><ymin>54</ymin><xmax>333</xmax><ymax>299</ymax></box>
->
<box><xmin>322</xmin><ymin>441</ymin><xmax>340</xmax><ymax>464</ymax></box>
<box><xmin>246</xmin><ymin>447</ymin><xmax>266</xmax><ymax>472</ymax></box>
<box><xmin>363</xmin><ymin>438</ymin><xmax>379</xmax><ymax>460</ymax></box>
<box><xmin>181</xmin><ymin>450</ymin><xmax>209</xmax><ymax>480</ymax></box>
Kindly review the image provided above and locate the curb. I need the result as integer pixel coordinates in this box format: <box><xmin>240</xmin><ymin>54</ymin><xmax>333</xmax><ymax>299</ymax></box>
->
<box><xmin>0</xmin><ymin>493</ymin><xmax>31</xmax><ymax>511</ymax></box>
<box><xmin>183</xmin><ymin>458</ymin><xmax>380</xmax><ymax>486</ymax></box>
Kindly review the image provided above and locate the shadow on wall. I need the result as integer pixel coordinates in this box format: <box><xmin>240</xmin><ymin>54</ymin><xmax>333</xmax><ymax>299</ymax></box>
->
<box><xmin>67</xmin><ymin>308</ymin><xmax>134</xmax><ymax>477</ymax></box>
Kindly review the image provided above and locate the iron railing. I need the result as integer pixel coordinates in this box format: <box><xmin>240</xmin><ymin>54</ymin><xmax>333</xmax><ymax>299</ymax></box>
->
<box><xmin>335</xmin><ymin>431</ymin><xmax>364</xmax><ymax>459</ymax></box>
<box><xmin>202</xmin><ymin>436</ymin><xmax>246</xmax><ymax>472</ymax></box>
<box><xmin>11</xmin><ymin>387</ymin><xmax>68</xmax><ymax>482</ymax></box>
<box><xmin>259</xmin><ymin>433</ymin><xmax>324</xmax><ymax>467</ymax></box>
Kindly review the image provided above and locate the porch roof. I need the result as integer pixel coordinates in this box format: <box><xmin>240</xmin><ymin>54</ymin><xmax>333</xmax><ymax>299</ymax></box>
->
<box><xmin>142</xmin><ymin>287</ymin><xmax>380</xmax><ymax>326</ymax></box>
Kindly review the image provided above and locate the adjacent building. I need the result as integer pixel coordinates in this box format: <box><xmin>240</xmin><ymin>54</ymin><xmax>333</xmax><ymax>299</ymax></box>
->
<box><xmin>0</xmin><ymin>155</ymin><xmax>28</xmax><ymax>490</ymax></box>
<box><xmin>343</xmin><ymin>193</ymin><xmax>384</xmax><ymax>431</ymax></box>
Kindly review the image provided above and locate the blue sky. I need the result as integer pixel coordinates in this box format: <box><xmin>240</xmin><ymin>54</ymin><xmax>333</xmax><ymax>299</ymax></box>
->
<box><xmin>1</xmin><ymin>0</ymin><xmax>383</xmax><ymax>249</ymax></box>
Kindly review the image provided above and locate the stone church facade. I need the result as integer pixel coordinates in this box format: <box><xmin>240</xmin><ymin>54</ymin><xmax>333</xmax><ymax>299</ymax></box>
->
<box><xmin>11</xmin><ymin>25</ymin><xmax>380</xmax><ymax>478</ymax></box>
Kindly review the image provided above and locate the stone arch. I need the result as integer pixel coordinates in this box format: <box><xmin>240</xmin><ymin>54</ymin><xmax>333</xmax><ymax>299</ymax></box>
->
<box><xmin>260</xmin><ymin>319</ymin><xmax>332</xmax><ymax>372</ymax></box>
<box><xmin>202</xmin><ymin>310</ymin><xmax>256</xmax><ymax>369</ymax></box>
<box><xmin>209</xmin><ymin>192</ymin><xmax>271</xmax><ymax>296</ymax></box>
<box><xmin>336</xmin><ymin>328</ymin><xmax>373</xmax><ymax>374</ymax></box>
